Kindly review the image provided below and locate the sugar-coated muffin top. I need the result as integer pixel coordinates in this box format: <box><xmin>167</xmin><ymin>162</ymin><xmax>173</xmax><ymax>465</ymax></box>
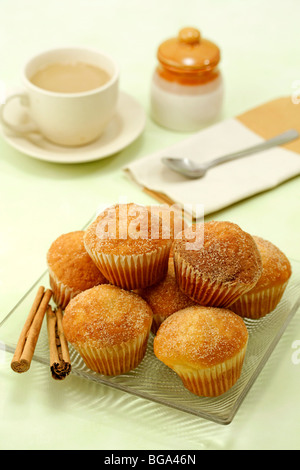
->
<box><xmin>84</xmin><ymin>203</ymin><xmax>173</xmax><ymax>256</ymax></box>
<box><xmin>146</xmin><ymin>204</ymin><xmax>188</xmax><ymax>240</ymax></box>
<box><xmin>47</xmin><ymin>231</ymin><xmax>108</xmax><ymax>291</ymax></box>
<box><xmin>173</xmin><ymin>220</ymin><xmax>262</xmax><ymax>286</ymax></box>
<box><xmin>249</xmin><ymin>236</ymin><xmax>292</xmax><ymax>292</ymax></box>
<box><xmin>137</xmin><ymin>258</ymin><xmax>196</xmax><ymax>319</ymax></box>
<box><xmin>63</xmin><ymin>284</ymin><xmax>153</xmax><ymax>348</ymax></box>
<box><xmin>154</xmin><ymin>305</ymin><xmax>248</xmax><ymax>369</ymax></box>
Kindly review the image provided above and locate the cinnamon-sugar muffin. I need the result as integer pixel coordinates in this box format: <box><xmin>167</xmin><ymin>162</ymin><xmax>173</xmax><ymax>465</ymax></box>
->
<box><xmin>84</xmin><ymin>203</ymin><xmax>173</xmax><ymax>290</ymax></box>
<box><xmin>154</xmin><ymin>305</ymin><xmax>249</xmax><ymax>397</ymax></box>
<box><xmin>146</xmin><ymin>204</ymin><xmax>188</xmax><ymax>240</ymax></box>
<box><xmin>63</xmin><ymin>284</ymin><xmax>153</xmax><ymax>375</ymax></box>
<box><xmin>47</xmin><ymin>231</ymin><xmax>108</xmax><ymax>309</ymax></box>
<box><xmin>230</xmin><ymin>236</ymin><xmax>292</xmax><ymax>319</ymax></box>
<box><xmin>137</xmin><ymin>257</ymin><xmax>196</xmax><ymax>334</ymax></box>
<box><xmin>147</xmin><ymin>204</ymin><xmax>189</xmax><ymax>257</ymax></box>
<box><xmin>173</xmin><ymin>221</ymin><xmax>263</xmax><ymax>308</ymax></box>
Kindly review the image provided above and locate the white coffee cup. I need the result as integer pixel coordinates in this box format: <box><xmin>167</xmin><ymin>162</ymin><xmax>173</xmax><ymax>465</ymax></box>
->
<box><xmin>0</xmin><ymin>47</ymin><xmax>119</xmax><ymax>146</ymax></box>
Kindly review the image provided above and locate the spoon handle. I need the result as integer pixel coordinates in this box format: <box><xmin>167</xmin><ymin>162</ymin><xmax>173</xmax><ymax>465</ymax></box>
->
<box><xmin>205</xmin><ymin>128</ymin><xmax>299</xmax><ymax>169</ymax></box>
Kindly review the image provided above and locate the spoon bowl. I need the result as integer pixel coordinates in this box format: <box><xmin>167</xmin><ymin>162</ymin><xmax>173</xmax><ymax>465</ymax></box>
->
<box><xmin>162</xmin><ymin>129</ymin><xmax>300</xmax><ymax>179</ymax></box>
<box><xmin>161</xmin><ymin>157</ymin><xmax>207</xmax><ymax>178</ymax></box>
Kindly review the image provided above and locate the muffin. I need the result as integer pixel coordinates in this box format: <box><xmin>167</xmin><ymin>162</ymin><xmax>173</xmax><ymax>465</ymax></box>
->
<box><xmin>146</xmin><ymin>204</ymin><xmax>188</xmax><ymax>239</ymax></box>
<box><xmin>154</xmin><ymin>305</ymin><xmax>249</xmax><ymax>397</ymax></box>
<box><xmin>173</xmin><ymin>221</ymin><xmax>263</xmax><ymax>307</ymax></box>
<box><xmin>230</xmin><ymin>236</ymin><xmax>292</xmax><ymax>319</ymax></box>
<box><xmin>63</xmin><ymin>284</ymin><xmax>153</xmax><ymax>375</ymax></box>
<box><xmin>47</xmin><ymin>231</ymin><xmax>108</xmax><ymax>309</ymax></box>
<box><xmin>137</xmin><ymin>258</ymin><xmax>196</xmax><ymax>334</ymax></box>
<box><xmin>147</xmin><ymin>204</ymin><xmax>189</xmax><ymax>257</ymax></box>
<box><xmin>84</xmin><ymin>203</ymin><xmax>173</xmax><ymax>290</ymax></box>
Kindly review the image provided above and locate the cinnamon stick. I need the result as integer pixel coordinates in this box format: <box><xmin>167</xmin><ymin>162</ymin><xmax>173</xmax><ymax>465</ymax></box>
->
<box><xmin>46</xmin><ymin>306</ymin><xmax>71</xmax><ymax>380</ymax></box>
<box><xmin>11</xmin><ymin>287</ymin><xmax>53</xmax><ymax>373</ymax></box>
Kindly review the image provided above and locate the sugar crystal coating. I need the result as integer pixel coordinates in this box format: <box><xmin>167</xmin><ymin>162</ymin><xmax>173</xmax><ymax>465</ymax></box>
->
<box><xmin>250</xmin><ymin>236</ymin><xmax>292</xmax><ymax>292</ymax></box>
<box><xmin>137</xmin><ymin>258</ymin><xmax>196</xmax><ymax>319</ymax></box>
<box><xmin>84</xmin><ymin>203</ymin><xmax>173</xmax><ymax>256</ymax></box>
<box><xmin>63</xmin><ymin>284</ymin><xmax>153</xmax><ymax>348</ymax></box>
<box><xmin>154</xmin><ymin>305</ymin><xmax>248</xmax><ymax>368</ymax></box>
<box><xmin>173</xmin><ymin>220</ymin><xmax>262</xmax><ymax>286</ymax></box>
<box><xmin>146</xmin><ymin>204</ymin><xmax>188</xmax><ymax>239</ymax></box>
<box><xmin>47</xmin><ymin>231</ymin><xmax>108</xmax><ymax>291</ymax></box>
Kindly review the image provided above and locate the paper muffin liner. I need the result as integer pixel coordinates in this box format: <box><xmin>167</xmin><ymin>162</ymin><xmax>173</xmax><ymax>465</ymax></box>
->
<box><xmin>48</xmin><ymin>268</ymin><xmax>81</xmax><ymax>310</ymax></box>
<box><xmin>173</xmin><ymin>252</ymin><xmax>258</xmax><ymax>308</ymax></box>
<box><xmin>73</xmin><ymin>329</ymin><xmax>151</xmax><ymax>376</ymax></box>
<box><xmin>173</xmin><ymin>345</ymin><xmax>247</xmax><ymax>397</ymax></box>
<box><xmin>84</xmin><ymin>243</ymin><xmax>172</xmax><ymax>290</ymax></box>
<box><xmin>229</xmin><ymin>281</ymin><xmax>289</xmax><ymax>319</ymax></box>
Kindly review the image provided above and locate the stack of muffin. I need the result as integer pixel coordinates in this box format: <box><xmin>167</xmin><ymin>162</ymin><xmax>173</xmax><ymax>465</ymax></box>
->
<box><xmin>47</xmin><ymin>203</ymin><xmax>292</xmax><ymax>397</ymax></box>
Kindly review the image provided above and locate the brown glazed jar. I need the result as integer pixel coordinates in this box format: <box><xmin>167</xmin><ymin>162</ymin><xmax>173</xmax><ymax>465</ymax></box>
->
<box><xmin>151</xmin><ymin>27</ymin><xmax>223</xmax><ymax>131</ymax></box>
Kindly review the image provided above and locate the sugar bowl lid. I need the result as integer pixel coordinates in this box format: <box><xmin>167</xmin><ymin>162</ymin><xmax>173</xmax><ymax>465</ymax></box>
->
<box><xmin>157</xmin><ymin>27</ymin><xmax>220</xmax><ymax>73</ymax></box>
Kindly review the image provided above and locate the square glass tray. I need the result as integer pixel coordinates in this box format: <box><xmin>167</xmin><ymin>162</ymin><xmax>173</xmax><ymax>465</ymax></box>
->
<box><xmin>1</xmin><ymin>259</ymin><xmax>300</xmax><ymax>425</ymax></box>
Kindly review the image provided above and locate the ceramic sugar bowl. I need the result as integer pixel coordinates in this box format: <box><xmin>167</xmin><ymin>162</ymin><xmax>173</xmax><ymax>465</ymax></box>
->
<box><xmin>150</xmin><ymin>27</ymin><xmax>224</xmax><ymax>132</ymax></box>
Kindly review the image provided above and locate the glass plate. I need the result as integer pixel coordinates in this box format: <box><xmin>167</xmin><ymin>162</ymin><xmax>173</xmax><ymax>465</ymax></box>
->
<box><xmin>1</xmin><ymin>259</ymin><xmax>300</xmax><ymax>425</ymax></box>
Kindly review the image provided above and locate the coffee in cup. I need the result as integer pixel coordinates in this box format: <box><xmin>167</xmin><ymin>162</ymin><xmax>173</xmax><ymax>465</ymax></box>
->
<box><xmin>30</xmin><ymin>62</ymin><xmax>111</xmax><ymax>94</ymax></box>
<box><xmin>0</xmin><ymin>47</ymin><xmax>119</xmax><ymax>147</ymax></box>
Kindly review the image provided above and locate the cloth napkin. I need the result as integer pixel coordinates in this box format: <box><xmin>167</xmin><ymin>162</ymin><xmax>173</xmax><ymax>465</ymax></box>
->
<box><xmin>124</xmin><ymin>98</ymin><xmax>300</xmax><ymax>219</ymax></box>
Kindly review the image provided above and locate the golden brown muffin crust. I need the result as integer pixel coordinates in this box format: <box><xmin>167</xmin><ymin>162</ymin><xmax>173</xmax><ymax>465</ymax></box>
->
<box><xmin>47</xmin><ymin>231</ymin><xmax>108</xmax><ymax>291</ymax></box>
<box><xmin>84</xmin><ymin>203</ymin><xmax>173</xmax><ymax>256</ymax></box>
<box><xmin>250</xmin><ymin>236</ymin><xmax>292</xmax><ymax>292</ymax></box>
<box><xmin>146</xmin><ymin>204</ymin><xmax>188</xmax><ymax>239</ymax></box>
<box><xmin>63</xmin><ymin>284</ymin><xmax>153</xmax><ymax>348</ymax></box>
<box><xmin>137</xmin><ymin>258</ymin><xmax>196</xmax><ymax>319</ymax></box>
<box><xmin>173</xmin><ymin>221</ymin><xmax>262</xmax><ymax>286</ymax></box>
<box><xmin>154</xmin><ymin>305</ymin><xmax>248</xmax><ymax>368</ymax></box>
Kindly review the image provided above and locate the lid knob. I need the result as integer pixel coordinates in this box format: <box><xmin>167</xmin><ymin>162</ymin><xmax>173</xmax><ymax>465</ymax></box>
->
<box><xmin>178</xmin><ymin>27</ymin><xmax>201</xmax><ymax>45</ymax></box>
<box><xmin>157</xmin><ymin>26</ymin><xmax>220</xmax><ymax>72</ymax></box>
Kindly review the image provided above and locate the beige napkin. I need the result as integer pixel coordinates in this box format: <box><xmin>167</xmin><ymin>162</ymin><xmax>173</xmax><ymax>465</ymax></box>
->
<box><xmin>124</xmin><ymin>97</ymin><xmax>300</xmax><ymax>219</ymax></box>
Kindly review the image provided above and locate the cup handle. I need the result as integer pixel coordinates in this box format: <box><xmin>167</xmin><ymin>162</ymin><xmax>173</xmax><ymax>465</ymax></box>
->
<box><xmin>0</xmin><ymin>92</ymin><xmax>39</xmax><ymax>136</ymax></box>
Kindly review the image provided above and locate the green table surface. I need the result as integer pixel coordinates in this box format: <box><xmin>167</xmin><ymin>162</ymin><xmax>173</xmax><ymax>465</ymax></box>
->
<box><xmin>0</xmin><ymin>0</ymin><xmax>300</xmax><ymax>450</ymax></box>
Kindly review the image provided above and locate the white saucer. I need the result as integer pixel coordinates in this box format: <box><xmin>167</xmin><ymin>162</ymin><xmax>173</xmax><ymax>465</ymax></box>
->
<box><xmin>0</xmin><ymin>91</ymin><xmax>146</xmax><ymax>164</ymax></box>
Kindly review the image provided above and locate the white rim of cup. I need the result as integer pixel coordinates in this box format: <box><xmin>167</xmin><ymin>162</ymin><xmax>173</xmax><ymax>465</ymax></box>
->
<box><xmin>22</xmin><ymin>46</ymin><xmax>120</xmax><ymax>98</ymax></box>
